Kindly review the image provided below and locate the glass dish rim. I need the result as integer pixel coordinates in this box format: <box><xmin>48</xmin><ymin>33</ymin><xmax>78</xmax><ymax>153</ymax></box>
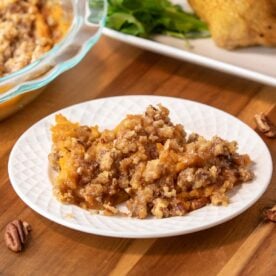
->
<box><xmin>0</xmin><ymin>0</ymin><xmax>107</xmax><ymax>103</ymax></box>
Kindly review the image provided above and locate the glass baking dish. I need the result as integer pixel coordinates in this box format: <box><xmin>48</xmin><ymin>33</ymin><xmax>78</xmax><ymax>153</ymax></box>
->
<box><xmin>0</xmin><ymin>0</ymin><xmax>107</xmax><ymax>121</ymax></box>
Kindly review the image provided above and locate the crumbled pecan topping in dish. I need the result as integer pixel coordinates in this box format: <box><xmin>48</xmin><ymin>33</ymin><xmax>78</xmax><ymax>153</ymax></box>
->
<box><xmin>49</xmin><ymin>105</ymin><xmax>254</xmax><ymax>219</ymax></box>
<box><xmin>0</xmin><ymin>0</ymin><xmax>69</xmax><ymax>77</ymax></box>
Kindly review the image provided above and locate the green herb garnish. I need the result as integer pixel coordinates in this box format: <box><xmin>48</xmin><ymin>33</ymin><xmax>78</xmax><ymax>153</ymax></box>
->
<box><xmin>102</xmin><ymin>0</ymin><xmax>209</xmax><ymax>39</ymax></box>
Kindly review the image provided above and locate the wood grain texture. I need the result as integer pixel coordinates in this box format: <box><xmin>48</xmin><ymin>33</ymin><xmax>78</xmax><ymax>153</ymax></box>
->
<box><xmin>0</xmin><ymin>36</ymin><xmax>275</xmax><ymax>276</ymax></box>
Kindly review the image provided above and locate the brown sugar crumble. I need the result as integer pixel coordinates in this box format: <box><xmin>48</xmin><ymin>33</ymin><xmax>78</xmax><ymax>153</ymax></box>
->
<box><xmin>0</xmin><ymin>0</ymin><xmax>69</xmax><ymax>77</ymax></box>
<box><xmin>49</xmin><ymin>105</ymin><xmax>254</xmax><ymax>219</ymax></box>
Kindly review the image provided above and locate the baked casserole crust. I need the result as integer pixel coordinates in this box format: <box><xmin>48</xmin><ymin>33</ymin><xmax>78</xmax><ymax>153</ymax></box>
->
<box><xmin>49</xmin><ymin>105</ymin><xmax>254</xmax><ymax>219</ymax></box>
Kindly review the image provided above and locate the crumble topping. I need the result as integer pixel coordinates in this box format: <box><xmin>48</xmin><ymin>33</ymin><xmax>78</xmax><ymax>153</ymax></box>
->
<box><xmin>49</xmin><ymin>105</ymin><xmax>254</xmax><ymax>219</ymax></box>
<box><xmin>0</xmin><ymin>0</ymin><xmax>69</xmax><ymax>77</ymax></box>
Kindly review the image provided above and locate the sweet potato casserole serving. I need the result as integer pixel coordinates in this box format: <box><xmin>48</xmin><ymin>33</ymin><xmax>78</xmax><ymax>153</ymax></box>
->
<box><xmin>0</xmin><ymin>0</ymin><xmax>69</xmax><ymax>77</ymax></box>
<box><xmin>49</xmin><ymin>105</ymin><xmax>254</xmax><ymax>219</ymax></box>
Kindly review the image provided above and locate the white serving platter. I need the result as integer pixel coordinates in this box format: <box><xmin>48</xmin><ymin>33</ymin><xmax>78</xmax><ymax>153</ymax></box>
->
<box><xmin>103</xmin><ymin>0</ymin><xmax>276</xmax><ymax>87</ymax></box>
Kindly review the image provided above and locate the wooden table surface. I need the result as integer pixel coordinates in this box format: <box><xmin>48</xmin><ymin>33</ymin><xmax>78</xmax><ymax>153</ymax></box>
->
<box><xmin>0</xmin><ymin>36</ymin><xmax>275</xmax><ymax>276</ymax></box>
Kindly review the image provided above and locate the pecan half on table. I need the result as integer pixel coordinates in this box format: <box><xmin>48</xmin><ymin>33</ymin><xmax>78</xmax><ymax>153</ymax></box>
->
<box><xmin>264</xmin><ymin>205</ymin><xmax>276</xmax><ymax>222</ymax></box>
<box><xmin>254</xmin><ymin>113</ymin><xmax>276</xmax><ymax>138</ymax></box>
<box><xmin>4</xmin><ymin>220</ymin><xmax>32</xmax><ymax>253</ymax></box>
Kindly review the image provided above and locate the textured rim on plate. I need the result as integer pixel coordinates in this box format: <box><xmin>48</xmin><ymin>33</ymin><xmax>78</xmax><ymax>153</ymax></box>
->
<box><xmin>8</xmin><ymin>96</ymin><xmax>273</xmax><ymax>238</ymax></box>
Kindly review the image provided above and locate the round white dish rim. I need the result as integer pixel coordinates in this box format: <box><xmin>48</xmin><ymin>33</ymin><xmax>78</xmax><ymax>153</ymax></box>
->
<box><xmin>8</xmin><ymin>95</ymin><xmax>273</xmax><ymax>238</ymax></box>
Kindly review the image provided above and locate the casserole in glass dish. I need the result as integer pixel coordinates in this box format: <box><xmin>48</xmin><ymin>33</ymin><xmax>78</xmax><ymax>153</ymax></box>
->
<box><xmin>0</xmin><ymin>0</ymin><xmax>106</xmax><ymax>120</ymax></box>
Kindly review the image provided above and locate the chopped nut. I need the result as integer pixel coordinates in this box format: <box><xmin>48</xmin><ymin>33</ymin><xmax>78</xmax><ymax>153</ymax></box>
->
<box><xmin>254</xmin><ymin>113</ymin><xmax>276</xmax><ymax>138</ymax></box>
<box><xmin>4</xmin><ymin>220</ymin><xmax>32</xmax><ymax>253</ymax></box>
<box><xmin>190</xmin><ymin>198</ymin><xmax>210</xmax><ymax>210</ymax></box>
<box><xmin>263</xmin><ymin>205</ymin><xmax>276</xmax><ymax>222</ymax></box>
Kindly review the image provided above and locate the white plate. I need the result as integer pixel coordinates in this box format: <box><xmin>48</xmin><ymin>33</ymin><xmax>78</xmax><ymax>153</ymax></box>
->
<box><xmin>103</xmin><ymin>0</ymin><xmax>276</xmax><ymax>87</ymax></box>
<box><xmin>8</xmin><ymin>96</ymin><xmax>272</xmax><ymax>238</ymax></box>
